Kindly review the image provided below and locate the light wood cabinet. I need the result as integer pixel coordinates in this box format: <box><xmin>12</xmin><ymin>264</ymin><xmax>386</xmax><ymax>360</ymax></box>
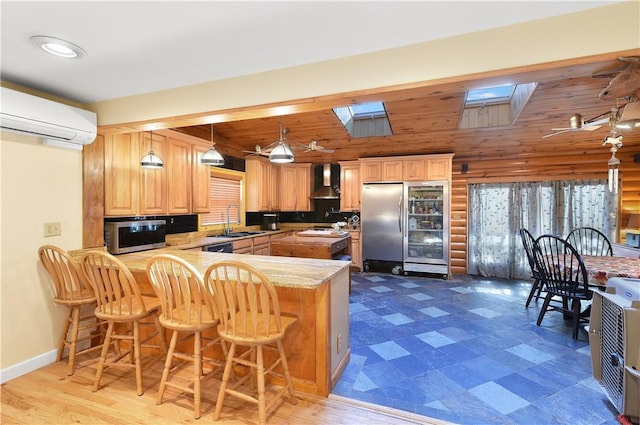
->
<box><xmin>233</xmin><ymin>238</ymin><xmax>252</xmax><ymax>254</ymax></box>
<box><xmin>361</xmin><ymin>160</ymin><xmax>382</xmax><ymax>182</ymax></box>
<box><xmin>403</xmin><ymin>158</ymin><xmax>426</xmax><ymax>181</ymax></box>
<box><xmin>191</xmin><ymin>144</ymin><xmax>211</xmax><ymax>214</ymax></box>
<box><xmin>382</xmin><ymin>160</ymin><xmax>403</xmax><ymax>181</ymax></box>
<box><xmin>280</xmin><ymin>163</ymin><xmax>311</xmax><ymax>211</ymax></box>
<box><xmin>253</xmin><ymin>235</ymin><xmax>270</xmax><ymax>255</ymax></box>
<box><xmin>426</xmin><ymin>157</ymin><xmax>451</xmax><ymax>180</ymax></box>
<box><xmin>339</xmin><ymin>161</ymin><xmax>361</xmax><ymax>211</ymax></box>
<box><xmin>350</xmin><ymin>230</ymin><xmax>361</xmax><ymax>270</ymax></box>
<box><xmin>139</xmin><ymin>131</ymin><xmax>167</xmax><ymax>215</ymax></box>
<box><xmin>165</xmin><ymin>137</ymin><xmax>192</xmax><ymax>214</ymax></box>
<box><xmin>104</xmin><ymin>133</ymin><xmax>140</xmax><ymax>216</ymax></box>
<box><xmin>246</xmin><ymin>157</ymin><xmax>275</xmax><ymax>212</ymax></box>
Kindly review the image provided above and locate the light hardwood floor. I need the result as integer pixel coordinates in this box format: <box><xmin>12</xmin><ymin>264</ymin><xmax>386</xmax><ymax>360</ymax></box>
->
<box><xmin>1</xmin><ymin>356</ymin><xmax>452</xmax><ymax>425</ymax></box>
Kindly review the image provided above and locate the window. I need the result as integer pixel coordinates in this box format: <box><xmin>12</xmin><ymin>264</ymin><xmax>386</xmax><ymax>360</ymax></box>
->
<box><xmin>333</xmin><ymin>101</ymin><xmax>393</xmax><ymax>138</ymax></box>
<box><xmin>200</xmin><ymin>168</ymin><xmax>244</xmax><ymax>227</ymax></box>
<box><xmin>465</xmin><ymin>84</ymin><xmax>515</xmax><ymax>106</ymax></box>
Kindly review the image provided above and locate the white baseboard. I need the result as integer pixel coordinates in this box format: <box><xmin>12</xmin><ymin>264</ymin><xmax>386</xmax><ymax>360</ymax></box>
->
<box><xmin>0</xmin><ymin>350</ymin><xmax>57</xmax><ymax>384</ymax></box>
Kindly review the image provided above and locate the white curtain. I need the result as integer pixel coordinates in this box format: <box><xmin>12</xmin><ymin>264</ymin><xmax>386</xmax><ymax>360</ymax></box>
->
<box><xmin>467</xmin><ymin>179</ymin><xmax>612</xmax><ymax>279</ymax></box>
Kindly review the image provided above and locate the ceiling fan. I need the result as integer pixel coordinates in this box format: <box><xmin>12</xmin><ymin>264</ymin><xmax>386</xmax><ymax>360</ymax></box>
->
<box><xmin>542</xmin><ymin>107</ymin><xmax>619</xmax><ymax>139</ymax></box>
<box><xmin>297</xmin><ymin>139</ymin><xmax>335</xmax><ymax>154</ymax></box>
<box><xmin>242</xmin><ymin>144</ymin><xmax>271</xmax><ymax>157</ymax></box>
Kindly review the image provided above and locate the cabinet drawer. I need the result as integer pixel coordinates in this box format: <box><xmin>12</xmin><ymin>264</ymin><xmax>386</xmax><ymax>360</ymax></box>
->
<box><xmin>233</xmin><ymin>239</ymin><xmax>252</xmax><ymax>251</ymax></box>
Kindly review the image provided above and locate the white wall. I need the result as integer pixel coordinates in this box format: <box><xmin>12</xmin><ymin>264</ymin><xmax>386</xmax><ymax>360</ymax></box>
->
<box><xmin>0</xmin><ymin>132</ymin><xmax>83</xmax><ymax>382</ymax></box>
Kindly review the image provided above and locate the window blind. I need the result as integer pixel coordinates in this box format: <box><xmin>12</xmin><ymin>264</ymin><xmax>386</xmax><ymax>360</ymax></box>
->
<box><xmin>201</xmin><ymin>175</ymin><xmax>242</xmax><ymax>226</ymax></box>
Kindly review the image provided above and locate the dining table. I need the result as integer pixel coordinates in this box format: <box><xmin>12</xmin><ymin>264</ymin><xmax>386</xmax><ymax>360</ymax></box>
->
<box><xmin>581</xmin><ymin>255</ymin><xmax>640</xmax><ymax>287</ymax></box>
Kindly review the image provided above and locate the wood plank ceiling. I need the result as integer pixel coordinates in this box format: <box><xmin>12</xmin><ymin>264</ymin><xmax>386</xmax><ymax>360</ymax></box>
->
<box><xmin>172</xmin><ymin>51</ymin><xmax>640</xmax><ymax>166</ymax></box>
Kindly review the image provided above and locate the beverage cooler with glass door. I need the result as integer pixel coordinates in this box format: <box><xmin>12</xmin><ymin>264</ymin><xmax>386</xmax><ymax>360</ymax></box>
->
<box><xmin>404</xmin><ymin>181</ymin><xmax>450</xmax><ymax>276</ymax></box>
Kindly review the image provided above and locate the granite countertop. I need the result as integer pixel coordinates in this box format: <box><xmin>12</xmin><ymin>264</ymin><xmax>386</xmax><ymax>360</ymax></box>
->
<box><xmin>165</xmin><ymin>229</ymin><xmax>287</xmax><ymax>250</ymax></box>
<box><xmin>116</xmin><ymin>249</ymin><xmax>350</xmax><ymax>289</ymax></box>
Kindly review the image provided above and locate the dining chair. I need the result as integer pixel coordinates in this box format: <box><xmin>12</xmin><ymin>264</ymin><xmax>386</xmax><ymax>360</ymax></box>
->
<box><xmin>38</xmin><ymin>245</ymin><xmax>105</xmax><ymax>376</ymax></box>
<box><xmin>79</xmin><ymin>250</ymin><xmax>167</xmax><ymax>395</ymax></box>
<box><xmin>566</xmin><ymin>227</ymin><xmax>613</xmax><ymax>256</ymax></box>
<box><xmin>532</xmin><ymin>234</ymin><xmax>592</xmax><ymax>340</ymax></box>
<box><xmin>204</xmin><ymin>260</ymin><xmax>297</xmax><ymax>425</ymax></box>
<box><xmin>146</xmin><ymin>254</ymin><xmax>228</xmax><ymax>419</ymax></box>
<box><xmin>518</xmin><ymin>228</ymin><xmax>545</xmax><ymax>307</ymax></box>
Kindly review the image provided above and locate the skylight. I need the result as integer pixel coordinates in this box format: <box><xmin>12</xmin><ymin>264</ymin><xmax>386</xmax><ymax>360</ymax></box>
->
<box><xmin>465</xmin><ymin>84</ymin><xmax>515</xmax><ymax>106</ymax></box>
<box><xmin>333</xmin><ymin>101</ymin><xmax>392</xmax><ymax>138</ymax></box>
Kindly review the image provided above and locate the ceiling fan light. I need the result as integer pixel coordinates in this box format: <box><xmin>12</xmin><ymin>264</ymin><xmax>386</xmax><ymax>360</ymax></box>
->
<box><xmin>269</xmin><ymin>142</ymin><xmax>294</xmax><ymax>163</ymax></box>
<box><xmin>141</xmin><ymin>151</ymin><xmax>164</xmax><ymax>169</ymax></box>
<box><xmin>201</xmin><ymin>147</ymin><xmax>225</xmax><ymax>166</ymax></box>
<box><xmin>616</xmin><ymin>102</ymin><xmax>640</xmax><ymax>130</ymax></box>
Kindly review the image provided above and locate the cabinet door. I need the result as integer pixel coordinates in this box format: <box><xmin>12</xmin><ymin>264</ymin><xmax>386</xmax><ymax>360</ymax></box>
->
<box><xmin>340</xmin><ymin>162</ymin><xmax>361</xmax><ymax>211</ymax></box>
<box><xmin>104</xmin><ymin>133</ymin><xmax>140</xmax><ymax>216</ymax></box>
<box><xmin>269</xmin><ymin>164</ymin><xmax>280</xmax><ymax>210</ymax></box>
<box><xmin>403</xmin><ymin>159</ymin><xmax>426</xmax><ymax>181</ymax></box>
<box><xmin>166</xmin><ymin>137</ymin><xmax>192</xmax><ymax>214</ymax></box>
<box><xmin>279</xmin><ymin>166</ymin><xmax>298</xmax><ymax>211</ymax></box>
<box><xmin>361</xmin><ymin>161</ymin><xmax>382</xmax><ymax>182</ymax></box>
<box><xmin>295</xmin><ymin>164</ymin><xmax>311</xmax><ymax>211</ymax></box>
<box><xmin>139</xmin><ymin>131</ymin><xmax>167</xmax><ymax>215</ymax></box>
<box><xmin>245</xmin><ymin>158</ymin><xmax>271</xmax><ymax>212</ymax></box>
<box><xmin>233</xmin><ymin>238</ymin><xmax>252</xmax><ymax>254</ymax></box>
<box><xmin>382</xmin><ymin>160</ymin><xmax>403</xmax><ymax>181</ymax></box>
<box><xmin>350</xmin><ymin>230</ymin><xmax>361</xmax><ymax>270</ymax></box>
<box><xmin>426</xmin><ymin>158</ymin><xmax>451</xmax><ymax>180</ymax></box>
<box><xmin>191</xmin><ymin>145</ymin><xmax>211</xmax><ymax>213</ymax></box>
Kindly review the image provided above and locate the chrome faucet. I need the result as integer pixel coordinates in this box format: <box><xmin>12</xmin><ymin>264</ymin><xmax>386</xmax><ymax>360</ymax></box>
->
<box><xmin>224</xmin><ymin>203</ymin><xmax>240</xmax><ymax>235</ymax></box>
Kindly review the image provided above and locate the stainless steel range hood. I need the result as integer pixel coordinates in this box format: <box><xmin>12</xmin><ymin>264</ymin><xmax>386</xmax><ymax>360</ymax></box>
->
<box><xmin>310</xmin><ymin>164</ymin><xmax>340</xmax><ymax>199</ymax></box>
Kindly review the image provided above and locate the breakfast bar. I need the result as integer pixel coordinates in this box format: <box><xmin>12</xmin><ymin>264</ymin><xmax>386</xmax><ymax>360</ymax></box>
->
<box><xmin>112</xmin><ymin>249</ymin><xmax>352</xmax><ymax>397</ymax></box>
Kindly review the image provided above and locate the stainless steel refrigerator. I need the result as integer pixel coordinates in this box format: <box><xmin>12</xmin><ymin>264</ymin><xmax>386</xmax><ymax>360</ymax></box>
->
<box><xmin>361</xmin><ymin>181</ymin><xmax>449</xmax><ymax>276</ymax></box>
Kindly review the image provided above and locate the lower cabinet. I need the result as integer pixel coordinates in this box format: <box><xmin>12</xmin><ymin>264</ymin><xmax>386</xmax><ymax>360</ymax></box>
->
<box><xmin>350</xmin><ymin>230</ymin><xmax>361</xmax><ymax>270</ymax></box>
<box><xmin>232</xmin><ymin>238</ymin><xmax>252</xmax><ymax>254</ymax></box>
<box><xmin>253</xmin><ymin>235</ymin><xmax>270</xmax><ymax>255</ymax></box>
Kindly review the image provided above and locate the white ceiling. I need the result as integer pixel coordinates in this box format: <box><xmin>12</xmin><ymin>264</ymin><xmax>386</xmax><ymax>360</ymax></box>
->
<box><xmin>0</xmin><ymin>1</ymin><xmax>621</xmax><ymax>104</ymax></box>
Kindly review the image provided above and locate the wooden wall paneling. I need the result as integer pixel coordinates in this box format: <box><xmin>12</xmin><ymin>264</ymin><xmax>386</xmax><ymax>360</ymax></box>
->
<box><xmin>83</xmin><ymin>134</ymin><xmax>105</xmax><ymax>248</ymax></box>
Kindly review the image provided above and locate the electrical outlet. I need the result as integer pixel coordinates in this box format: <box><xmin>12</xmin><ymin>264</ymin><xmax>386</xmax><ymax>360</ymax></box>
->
<box><xmin>44</xmin><ymin>222</ymin><xmax>61</xmax><ymax>237</ymax></box>
<box><xmin>337</xmin><ymin>333</ymin><xmax>342</xmax><ymax>354</ymax></box>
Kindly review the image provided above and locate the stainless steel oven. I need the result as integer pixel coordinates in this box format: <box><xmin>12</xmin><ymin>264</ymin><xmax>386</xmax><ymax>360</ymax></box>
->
<box><xmin>104</xmin><ymin>219</ymin><xmax>166</xmax><ymax>254</ymax></box>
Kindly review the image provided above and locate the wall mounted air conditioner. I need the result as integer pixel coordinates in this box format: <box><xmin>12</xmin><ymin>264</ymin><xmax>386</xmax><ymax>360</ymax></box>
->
<box><xmin>0</xmin><ymin>87</ymin><xmax>97</xmax><ymax>148</ymax></box>
<box><xmin>589</xmin><ymin>278</ymin><xmax>640</xmax><ymax>423</ymax></box>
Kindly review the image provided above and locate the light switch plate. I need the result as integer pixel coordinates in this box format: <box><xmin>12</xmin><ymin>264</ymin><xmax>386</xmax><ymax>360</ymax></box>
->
<box><xmin>44</xmin><ymin>222</ymin><xmax>61</xmax><ymax>237</ymax></box>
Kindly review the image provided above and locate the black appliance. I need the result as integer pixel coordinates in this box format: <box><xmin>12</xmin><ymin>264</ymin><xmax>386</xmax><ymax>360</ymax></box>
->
<box><xmin>202</xmin><ymin>242</ymin><xmax>233</xmax><ymax>253</ymax></box>
<box><xmin>104</xmin><ymin>219</ymin><xmax>166</xmax><ymax>254</ymax></box>
<box><xmin>262</xmin><ymin>213</ymin><xmax>279</xmax><ymax>230</ymax></box>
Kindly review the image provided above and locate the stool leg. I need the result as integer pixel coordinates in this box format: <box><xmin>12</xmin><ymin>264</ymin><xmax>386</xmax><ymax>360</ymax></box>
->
<box><xmin>214</xmin><ymin>343</ymin><xmax>236</xmax><ymax>421</ymax></box>
<box><xmin>194</xmin><ymin>331</ymin><xmax>202</xmax><ymax>419</ymax></box>
<box><xmin>94</xmin><ymin>321</ymin><xmax>115</xmax><ymax>392</ymax></box>
<box><xmin>276</xmin><ymin>340</ymin><xmax>297</xmax><ymax>405</ymax></box>
<box><xmin>133</xmin><ymin>321</ymin><xmax>143</xmax><ymax>396</ymax></box>
<box><xmin>58</xmin><ymin>308</ymin><xmax>73</xmax><ymax>364</ymax></box>
<box><xmin>256</xmin><ymin>346</ymin><xmax>266</xmax><ymax>425</ymax></box>
<box><xmin>157</xmin><ymin>330</ymin><xmax>178</xmax><ymax>406</ymax></box>
<box><xmin>67</xmin><ymin>307</ymin><xmax>82</xmax><ymax>376</ymax></box>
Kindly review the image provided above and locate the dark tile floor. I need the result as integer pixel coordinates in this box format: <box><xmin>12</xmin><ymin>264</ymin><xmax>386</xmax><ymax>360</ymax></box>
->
<box><xmin>332</xmin><ymin>272</ymin><xmax>622</xmax><ymax>425</ymax></box>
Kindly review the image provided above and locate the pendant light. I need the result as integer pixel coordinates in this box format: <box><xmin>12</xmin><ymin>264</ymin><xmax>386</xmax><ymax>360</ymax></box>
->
<box><xmin>140</xmin><ymin>130</ymin><xmax>163</xmax><ymax>169</ymax></box>
<box><xmin>616</xmin><ymin>101</ymin><xmax>640</xmax><ymax>130</ymax></box>
<box><xmin>201</xmin><ymin>124</ymin><xmax>225</xmax><ymax>166</ymax></box>
<box><xmin>269</xmin><ymin>118</ymin><xmax>294</xmax><ymax>163</ymax></box>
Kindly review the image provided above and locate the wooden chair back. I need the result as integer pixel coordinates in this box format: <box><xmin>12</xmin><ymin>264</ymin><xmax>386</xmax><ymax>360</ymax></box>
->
<box><xmin>566</xmin><ymin>227</ymin><xmax>613</xmax><ymax>257</ymax></box>
<box><xmin>204</xmin><ymin>260</ymin><xmax>284</xmax><ymax>343</ymax></box>
<box><xmin>533</xmin><ymin>234</ymin><xmax>591</xmax><ymax>299</ymax></box>
<box><xmin>38</xmin><ymin>245</ymin><xmax>95</xmax><ymax>304</ymax></box>
<box><xmin>80</xmin><ymin>250</ymin><xmax>151</xmax><ymax>319</ymax></box>
<box><xmin>146</xmin><ymin>254</ymin><xmax>218</xmax><ymax>330</ymax></box>
<box><xmin>519</xmin><ymin>228</ymin><xmax>539</xmax><ymax>276</ymax></box>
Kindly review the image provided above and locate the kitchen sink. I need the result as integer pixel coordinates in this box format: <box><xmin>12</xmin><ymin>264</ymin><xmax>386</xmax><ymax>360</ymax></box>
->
<box><xmin>213</xmin><ymin>231</ymin><xmax>265</xmax><ymax>238</ymax></box>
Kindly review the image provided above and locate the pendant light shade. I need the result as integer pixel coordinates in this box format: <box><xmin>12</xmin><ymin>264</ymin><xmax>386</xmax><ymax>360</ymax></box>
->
<box><xmin>616</xmin><ymin>102</ymin><xmax>640</xmax><ymax>130</ymax></box>
<box><xmin>201</xmin><ymin>124</ymin><xmax>225</xmax><ymax>166</ymax></box>
<box><xmin>141</xmin><ymin>131</ymin><xmax>163</xmax><ymax>169</ymax></box>
<box><xmin>269</xmin><ymin>142</ymin><xmax>294</xmax><ymax>163</ymax></box>
<box><xmin>269</xmin><ymin>117</ymin><xmax>295</xmax><ymax>163</ymax></box>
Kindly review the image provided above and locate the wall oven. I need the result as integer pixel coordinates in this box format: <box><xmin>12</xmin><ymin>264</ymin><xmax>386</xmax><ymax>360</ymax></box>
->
<box><xmin>104</xmin><ymin>219</ymin><xmax>166</xmax><ymax>254</ymax></box>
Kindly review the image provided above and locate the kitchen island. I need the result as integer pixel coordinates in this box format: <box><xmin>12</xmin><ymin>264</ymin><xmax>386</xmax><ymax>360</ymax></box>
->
<box><xmin>270</xmin><ymin>231</ymin><xmax>351</xmax><ymax>260</ymax></box>
<box><xmin>112</xmin><ymin>249</ymin><xmax>351</xmax><ymax>397</ymax></box>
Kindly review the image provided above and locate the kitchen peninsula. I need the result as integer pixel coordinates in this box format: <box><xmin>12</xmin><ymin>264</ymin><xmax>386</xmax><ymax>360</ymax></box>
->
<box><xmin>111</xmin><ymin>248</ymin><xmax>351</xmax><ymax>397</ymax></box>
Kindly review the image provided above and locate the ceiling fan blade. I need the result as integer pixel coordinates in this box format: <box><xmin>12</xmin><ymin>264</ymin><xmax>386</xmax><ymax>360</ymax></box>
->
<box><xmin>542</xmin><ymin>129</ymin><xmax>572</xmax><ymax>138</ymax></box>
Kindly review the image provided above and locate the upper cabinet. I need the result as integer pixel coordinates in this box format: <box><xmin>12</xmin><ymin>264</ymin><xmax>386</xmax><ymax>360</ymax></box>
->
<box><xmin>245</xmin><ymin>158</ymin><xmax>311</xmax><ymax>212</ymax></box>
<box><xmin>359</xmin><ymin>154</ymin><xmax>454</xmax><ymax>184</ymax></box>
<box><xmin>339</xmin><ymin>161</ymin><xmax>361</xmax><ymax>211</ymax></box>
<box><xmin>104</xmin><ymin>129</ymin><xmax>211</xmax><ymax>217</ymax></box>
<box><xmin>279</xmin><ymin>163</ymin><xmax>312</xmax><ymax>211</ymax></box>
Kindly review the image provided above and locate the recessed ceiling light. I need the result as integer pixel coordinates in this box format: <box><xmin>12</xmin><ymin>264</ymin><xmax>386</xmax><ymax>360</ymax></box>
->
<box><xmin>29</xmin><ymin>35</ymin><xmax>87</xmax><ymax>59</ymax></box>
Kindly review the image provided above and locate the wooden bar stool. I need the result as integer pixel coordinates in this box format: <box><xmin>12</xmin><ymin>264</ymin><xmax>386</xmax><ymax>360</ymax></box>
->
<box><xmin>80</xmin><ymin>250</ymin><xmax>167</xmax><ymax>395</ymax></box>
<box><xmin>204</xmin><ymin>260</ymin><xmax>297</xmax><ymax>425</ymax></box>
<box><xmin>146</xmin><ymin>254</ymin><xmax>228</xmax><ymax>419</ymax></box>
<box><xmin>38</xmin><ymin>245</ymin><xmax>105</xmax><ymax>376</ymax></box>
